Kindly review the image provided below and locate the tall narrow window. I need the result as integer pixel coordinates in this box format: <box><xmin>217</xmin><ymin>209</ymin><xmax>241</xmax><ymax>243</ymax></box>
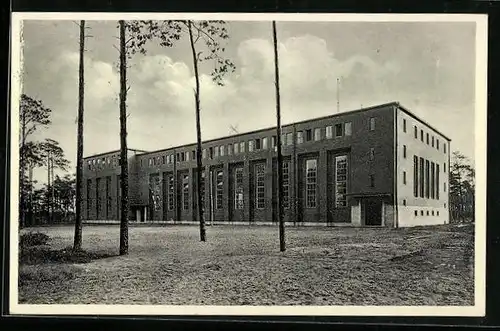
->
<box><xmin>345</xmin><ymin>122</ymin><xmax>352</xmax><ymax>136</ymax></box>
<box><xmin>214</xmin><ymin>146</ymin><xmax>219</xmax><ymax>157</ymax></box>
<box><xmin>297</xmin><ymin>131</ymin><xmax>304</xmax><ymax>144</ymax></box>
<box><xmin>444</xmin><ymin>163</ymin><xmax>446</xmax><ymax>173</ymax></box>
<box><xmin>403</xmin><ymin>145</ymin><xmax>407</xmax><ymax>158</ymax></box>
<box><xmin>106</xmin><ymin>176</ymin><xmax>112</xmax><ymax>218</ymax></box>
<box><xmin>255</xmin><ymin>138</ymin><xmax>261</xmax><ymax>150</ymax></box>
<box><xmin>431</xmin><ymin>162</ymin><xmax>435</xmax><ymax>199</ymax></box>
<box><xmin>419</xmin><ymin>157</ymin><xmax>425</xmax><ymax>197</ymax></box>
<box><xmin>216</xmin><ymin>170</ymin><xmax>223</xmax><ymax>209</ymax></box>
<box><xmin>305</xmin><ymin>159</ymin><xmax>317</xmax><ymax>208</ymax></box>
<box><xmin>403</xmin><ymin>119</ymin><xmax>407</xmax><ymax>132</ymax></box>
<box><xmin>420</xmin><ymin>130</ymin><xmax>424</xmax><ymax>142</ymax></box>
<box><xmin>437</xmin><ymin>139</ymin><xmax>440</xmax><ymax>150</ymax></box>
<box><xmin>262</xmin><ymin>137</ymin><xmax>268</xmax><ymax>149</ymax></box>
<box><xmin>248</xmin><ymin>140</ymin><xmax>255</xmax><ymax>152</ymax></box>
<box><xmin>202</xmin><ymin>149</ymin><xmax>207</xmax><ymax>159</ymax></box>
<box><xmin>227</xmin><ymin>144</ymin><xmax>232</xmax><ymax>155</ymax></box>
<box><xmin>436</xmin><ymin>164</ymin><xmax>440</xmax><ymax>199</ymax></box>
<box><xmin>326</xmin><ymin>126</ymin><xmax>333</xmax><ymax>139</ymax></box>
<box><xmin>335</xmin><ymin>155</ymin><xmax>348</xmax><ymax>207</ymax></box>
<box><xmin>234</xmin><ymin>167</ymin><xmax>244</xmax><ymax>210</ymax></box>
<box><xmin>282</xmin><ymin>161</ymin><xmax>290</xmax><ymax>209</ymax></box>
<box><xmin>286</xmin><ymin>132</ymin><xmax>293</xmax><ymax>145</ymax></box>
<box><xmin>426</xmin><ymin>133</ymin><xmax>429</xmax><ymax>145</ymax></box>
<box><xmin>200</xmin><ymin>171</ymin><xmax>206</xmax><ymax>210</ymax></box>
<box><xmin>425</xmin><ymin>160</ymin><xmax>430</xmax><ymax>198</ymax></box>
<box><xmin>413</xmin><ymin>156</ymin><xmax>418</xmax><ymax>197</ymax></box>
<box><xmin>233</xmin><ymin>142</ymin><xmax>239</xmax><ymax>154</ymax></box>
<box><xmin>192</xmin><ymin>150</ymin><xmax>196</xmax><ymax>160</ymax></box>
<box><xmin>255</xmin><ymin>164</ymin><xmax>266</xmax><ymax>209</ymax></box>
<box><xmin>414</xmin><ymin>126</ymin><xmax>418</xmax><ymax>138</ymax></box>
<box><xmin>305</xmin><ymin>129</ymin><xmax>312</xmax><ymax>141</ymax></box>
<box><xmin>168</xmin><ymin>175</ymin><xmax>174</xmax><ymax>211</ymax></box>
<box><xmin>271</xmin><ymin>136</ymin><xmax>277</xmax><ymax>148</ymax></box>
<box><xmin>369</xmin><ymin>117</ymin><xmax>376</xmax><ymax>131</ymax></box>
<box><xmin>96</xmin><ymin>178</ymin><xmax>101</xmax><ymax>218</ymax></box>
<box><xmin>150</xmin><ymin>173</ymin><xmax>161</xmax><ymax>211</ymax></box>
<box><xmin>403</xmin><ymin>171</ymin><xmax>407</xmax><ymax>185</ymax></box>
<box><xmin>240</xmin><ymin>141</ymin><xmax>245</xmax><ymax>153</ymax></box>
<box><xmin>335</xmin><ymin>123</ymin><xmax>343</xmax><ymax>137</ymax></box>
<box><xmin>369</xmin><ymin>174</ymin><xmax>375</xmax><ymax>188</ymax></box>
<box><xmin>280</xmin><ymin>134</ymin><xmax>286</xmax><ymax>146</ymax></box>
<box><xmin>219</xmin><ymin>145</ymin><xmax>225</xmax><ymax>156</ymax></box>
<box><xmin>182</xmin><ymin>175</ymin><xmax>189</xmax><ymax>210</ymax></box>
<box><xmin>314</xmin><ymin>128</ymin><xmax>321</xmax><ymax>141</ymax></box>
<box><xmin>432</xmin><ymin>136</ymin><xmax>435</xmax><ymax>147</ymax></box>
<box><xmin>209</xmin><ymin>147</ymin><xmax>214</xmax><ymax>159</ymax></box>
<box><xmin>444</xmin><ymin>143</ymin><xmax>447</xmax><ymax>154</ymax></box>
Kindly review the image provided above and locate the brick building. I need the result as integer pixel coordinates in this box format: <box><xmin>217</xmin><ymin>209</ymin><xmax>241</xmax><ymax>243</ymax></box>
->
<box><xmin>82</xmin><ymin>102</ymin><xmax>450</xmax><ymax>227</ymax></box>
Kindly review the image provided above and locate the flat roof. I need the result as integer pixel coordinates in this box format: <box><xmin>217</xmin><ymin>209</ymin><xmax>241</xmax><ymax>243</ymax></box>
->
<box><xmin>84</xmin><ymin>148</ymin><xmax>149</xmax><ymax>160</ymax></box>
<box><xmin>83</xmin><ymin>101</ymin><xmax>451</xmax><ymax>159</ymax></box>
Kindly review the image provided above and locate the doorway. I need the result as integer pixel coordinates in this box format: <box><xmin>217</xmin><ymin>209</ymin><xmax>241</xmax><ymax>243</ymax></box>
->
<box><xmin>364</xmin><ymin>199</ymin><xmax>382</xmax><ymax>226</ymax></box>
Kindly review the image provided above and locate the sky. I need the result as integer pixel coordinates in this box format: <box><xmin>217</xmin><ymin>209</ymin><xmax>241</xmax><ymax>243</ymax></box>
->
<box><xmin>19</xmin><ymin>18</ymin><xmax>477</xmax><ymax>185</ymax></box>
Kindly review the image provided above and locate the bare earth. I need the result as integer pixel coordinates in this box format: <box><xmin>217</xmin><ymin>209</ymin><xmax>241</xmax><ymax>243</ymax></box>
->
<box><xmin>18</xmin><ymin>224</ymin><xmax>474</xmax><ymax>306</ymax></box>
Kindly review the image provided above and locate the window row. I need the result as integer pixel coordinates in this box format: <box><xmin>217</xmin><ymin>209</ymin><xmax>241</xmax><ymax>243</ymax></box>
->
<box><xmin>413</xmin><ymin>155</ymin><xmax>442</xmax><ymax>200</ymax></box>
<box><xmin>87</xmin><ymin>155</ymin><xmax>119</xmax><ymax>170</ymax></box>
<box><xmin>409</xmin><ymin>121</ymin><xmax>447</xmax><ymax>154</ymax></box>
<box><xmin>414</xmin><ymin>209</ymin><xmax>441</xmax><ymax>217</ymax></box>
<box><xmin>86</xmin><ymin>175</ymin><xmax>119</xmax><ymax>219</ymax></box>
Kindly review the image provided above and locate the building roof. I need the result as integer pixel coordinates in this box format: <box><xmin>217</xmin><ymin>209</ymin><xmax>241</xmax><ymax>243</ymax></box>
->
<box><xmin>83</xmin><ymin>101</ymin><xmax>451</xmax><ymax>159</ymax></box>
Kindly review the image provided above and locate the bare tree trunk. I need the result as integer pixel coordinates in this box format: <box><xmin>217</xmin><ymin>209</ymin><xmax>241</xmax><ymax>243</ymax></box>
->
<box><xmin>272</xmin><ymin>21</ymin><xmax>285</xmax><ymax>252</ymax></box>
<box><xmin>51</xmin><ymin>157</ymin><xmax>55</xmax><ymax>223</ymax></box>
<box><xmin>28</xmin><ymin>162</ymin><xmax>33</xmax><ymax>226</ymax></box>
<box><xmin>20</xmin><ymin>113</ymin><xmax>26</xmax><ymax>228</ymax></box>
<box><xmin>187</xmin><ymin>20</ymin><xmax>206</xmax><ymax>242</ymax></box>
<box><xmin>73</xmin><ymin>20</ymin><xmax>85</xmax><ymax>251</ymax></box>
<box><xmin>119</xmin><ymin>20</ymin><xmax>129</xmax><ymax>255</ymax></box>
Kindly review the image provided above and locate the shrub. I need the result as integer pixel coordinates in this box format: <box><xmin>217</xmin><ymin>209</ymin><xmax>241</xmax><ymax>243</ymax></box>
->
<box><xmin>20</xmin><ymin>232</ymin><xmax>50</xmax><ymax>248</ymax></box>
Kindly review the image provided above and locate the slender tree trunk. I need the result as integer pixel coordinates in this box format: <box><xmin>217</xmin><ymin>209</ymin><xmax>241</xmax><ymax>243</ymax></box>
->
<box><xmin>28</xmin><ymin>162</ymin><xmax>33</xmax><ymax>226</ymax></box>
<box><xmin>51</xmin><ymin>157</ymin><xmax>55</xmax><ymax>223</ymax></box>
<box><xmin>20</xmin><ymin>114</ymin><xmax>26</xmax><ymax>228</ymax></box>
<box><xmin>73</xmin><ymin>20</ymin><xmax>85</xmax><ymax>251</ymax></box>
<box><xmin>272</xmin><ymin>21</ymin><xmax>285</xmax><ymax>252</ymax></box>
<box><xmin>187</xmin><ymin>20</ymin><xmax>206</xmax><ymax>242</ymax></box>
<box><xmin>119</xmin><ymin>20</ymin><xmax>129</xmax><ymax>255</ymax></box>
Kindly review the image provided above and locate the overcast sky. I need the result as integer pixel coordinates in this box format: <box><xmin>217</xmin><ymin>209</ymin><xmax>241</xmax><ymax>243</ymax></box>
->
<box><xmin>19</xmin><ymin>19</ymin><xmax>476</xmax><ymax>184</ymax></box>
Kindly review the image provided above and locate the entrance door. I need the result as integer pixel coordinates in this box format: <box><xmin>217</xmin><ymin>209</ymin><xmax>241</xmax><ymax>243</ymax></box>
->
<box><xmin>364</xmin><ymin>199</ymin><xmax>382</xmax><ymax>225</ymax></box>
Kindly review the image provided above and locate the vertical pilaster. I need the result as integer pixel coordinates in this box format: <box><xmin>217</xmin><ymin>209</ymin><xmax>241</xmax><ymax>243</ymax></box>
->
<box><xmin>244</xmin><ymin>159</ymin><xmax>251</xmax><ymax>222</ymax></box>
<box><xmin>318</xmin><ymin>149</ymin><xmax>328</xmax><ymax>223</ymax></box>
<box><xmin>223</xmin><ymin>162</ymin><xmax>230</xmax><ymax>222</ymax></box>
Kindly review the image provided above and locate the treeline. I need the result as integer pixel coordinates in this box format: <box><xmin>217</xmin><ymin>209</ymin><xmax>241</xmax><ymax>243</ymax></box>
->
<box><xmin>449</xmin><ymin>151</ymin><xmax>475</xmax><ymax>223</ymax></box>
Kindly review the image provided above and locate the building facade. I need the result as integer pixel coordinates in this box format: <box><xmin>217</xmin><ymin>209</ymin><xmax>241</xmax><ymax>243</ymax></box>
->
<box><xmin>82</xmin><ymin>102</ymin><xmax>450</xmax><ymax>227</ymax></box>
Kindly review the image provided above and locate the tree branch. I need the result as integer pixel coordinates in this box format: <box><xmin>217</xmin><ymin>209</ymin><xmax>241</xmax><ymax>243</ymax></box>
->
<box><xmin>190</xmin><ymin>22</ymin><xmax>216</xmax><ymax>43</ymax></box>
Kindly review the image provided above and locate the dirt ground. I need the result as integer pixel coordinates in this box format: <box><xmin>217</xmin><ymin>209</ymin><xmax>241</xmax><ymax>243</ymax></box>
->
<box><xmin>18</xmin><ymin>223</ymin><xmax>474</xmax><ymax>306</ymax></box>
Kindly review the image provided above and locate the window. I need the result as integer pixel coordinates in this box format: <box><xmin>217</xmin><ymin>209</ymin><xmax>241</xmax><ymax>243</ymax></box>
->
<box><xmin>444</xmin><ymin>143</ymin><xmax>447</xmax><ymax>154</ymax></box>
<box><xmin>432</xmin><ymin>136</ymin><xmax>435</xmax><ymax>147</ymax></box>
<box><xmin>419</xmin><ymin>157</ymin><xmax>424</xmax><ymax>197</ymax></box>
<box><xmin>214</xmin><ymin>146</ymin><xmax>219</xmax><ymax>157</ymax></box>
<box><xmin>96</xmin><ymin>177</ymin><xmax>101</xmax><ymax>217</ymax></box>
<box><xmin>200</xmin><ymin>171</ymin><xmax>206</xmax><ymax>211</ymax></box>
<box><xmin>335</xmin><ymin>123</ymin><xmax>343</xmax><ymax>137</ymax></box>
<box><xmin>282</xmin><ymin>161</ymin><xmax>290</xmax><ymax>209</ymax></box>
<box><xmin>403</xmin><ymin>145</ymin><xmax>407</xmax><ymax>158</ymax></box>
<box><xmin>326</xmin><ymin>126</ymin><xmax>333</xmax><ymax>139</ymax></box>
<box><xmin>162</xmin><ymin>155</ymin><xmax>166</xmax><ymax>164</ymax></box>
<box><xmin>86</xmin><ymin>179</ymin><xmax>92</xmax><ymax>218</ymax></box>
<box><xmin>403</xmin><ymin>199</ymin><xmax>407</xmax><ymax>206</ymax></box>
<box><xmin>345</xmin><ymin>122</ymin><xmax>352</xmax><ymax>136</ymax></box>
<box><xmin>240</xmin><ymin>141</ymin><xmax>245</xmax><ymax>153</ymax></box>
<box><xmin>219</xmin><ymin>145</ymin><xmax>225</xmax><ymax>157</ymax></box>
<box><xmin>427</xmin><ymin>210</ymin><xmax>429</xmax><ymax>216</ymax></box>
<box><xmin>170</xmin><ymin>154</ymin><xmax>174</xmax><ymax>163</ymax></box>
<box><xmin>414</xmin><ymin>210</ymin><xmax>418</xmax><ymax>216</ymax></box>
<box><xmin>436</xmin><ymin>164</ymin><xmax>440</xmax><ymax>199</ymax></box>
<box><xmin>426</xmin><ymin>133</ymin><xmax>429</xmax><ymax>145</ymax></box>
<box><xmin>437</xmin><ymin>211</ymin><xmax>440</xmax><ymax>216</ymax></box>
<box><xmin>305</xmin><ymin>159</ymin><xmax>317</xmax><ymax>208</ymax></box>
<box><xmin>369</xmin><ymin>174</ymin><xmax>375</xmax><ymax>188</ymax></box>
<box><xmin>369</xmin><ymin>148</ymin><xmax>375</xmax><ymax>161</ymax></box>
<box><xmin>281</xmin><ymin>134</ymin><xmax>286</xmax><ymax>146</ymax></box>
<box><xmin>286</xmin><ymin>133</ymin><xmax>293</xmax><ymax>145</ymax></box>
<box><xmin>262</xmin><ymin>137</ymin><xmax>268</xmax><ymax>149</ymax></box>
<box><xmin>202</xmin><ymin>149</ymin><xmax>207</xmax><ymax>159</ymax></box>
<box><xmin>305</xmin><ymin>129</ymin><xmax>312</xmax><ymax>141</ymax></box>
<box><xmin>234</xmin><ymin>167</ymin><xmax>244</xmax><ymax>210</ymax></box>
<box><xmin>413</xmin><ymin>156</ymin><xmax>419</xmax><ymax>197</ymax></box>
<box><xmin>403</xmin><ymin>119</ymin><xmax>407</xmax><ymax>132</ymax></box>
<box><xmin>437</xmin><ymin>139</ymin><xmax>440</xmax><ymax>150</ymax></box>
<box><xmin>216</xmin><ymin>170</ymin><xmax>223</xmax><ymax>209</ymax></box>
<box><xmin>420</xmin><ymin>130</ymin><xmax>424</xmax><ymax>142</ymax></box>
<box><xmin>149</xmin><ymin>174</ymin><xmax>161</xmax><ymax>212</ymax></box>
<box><xmin>444</xmin><ymin>182</ymin><xmax>446</xmax><ymax>192</ymax></box>
<box><xmin>425</xmin><ymin>160</ymin><xmax>430</xmax><ymax>198</ymax></box>
<box><xmin>182</xmin><ymin>175</ymin><xmax>189</xmax><ymax>210</ymax></box>
<box><xmin>335</xmin><ymin>155</ymin><xmax>348</xmax><ymax>207</ymax></box>
<box><xmin>431</xmin><ymin>162</ymin><xmax>435</xmax><ymax>199</ymax></box>
<box><xmin>403</xmin><ymin>171</ymin><xmax>407</xmax><ymax>185</ymax></box>
<box><xmin>314</xmin><ymin>128</ymin><xmax>321</xmax><ymax>141</ymax></box>
<box><xmin>149</xmin><ymin>158</ymin><xmax>153</xmax><ymax>166</ymax></box>
<box><xmin>271</xmin><ymin>136</ymin><xmax>277</xmax><ymax>148</ymax></box>
<box><xmin>369</xmin><ymin>117</ymin><xmax>376</xmax><ymax>131</ymax></box>
<box><xmin>421</xmin><ymin>210</ymin><xmax>424</xmax><ymax>216</ymax></box>
<box><xmin>248</xmin><ymin>140</ymin><xmax>254</xmax><ymax>152</ymax></box>
<box><xmin>106</xmin><ymin>176</ymin><xmax>112</xmax><ymax>218</ymax></box>
<box><xmin>255</xmin><ymin>164</ymin><xmax>266</xmax><ymax>209</ymax></box>
<box><xmin>227</xmin><ymin>144</ymin><xmax>232</xmax><ymax>155</ymax></box>
<box><xmin>255</xmin><ymin>138</ymin><xmax>261</xmax><ymax>150</ymax></box>
<box><xmin>233</xmin><ymin>143</ymin><xmax>239</xmax><ymax>154</ymax></box>
<box><xmin>297</xmin><ymin>131</ymin><xmax>304</xmax><ymax>144</ymax></box>
<box><xmin>414</xmin><ymin>126</ymin><xmax>418</xmax><ymax>138</ymax></box>
<box><xmin>209</xmin><ymin>147</ymin><xmax>214</xmax><ymax>159</ymax></box>
<box><xmin>185</xmin><ymin>151</ymin><xmax>190</xmax><ymax>161</ymax></box>
<box><xmin>432</xmin><ymin>210</ymin><xmax>434</xmax><ymax>216</ymax></box>
<box><xmin>167</xmin><ymin>175</ymin><xmax>174</xmax><ymax>211</ymax></box>
<box><xmin>192</xmin><ymin>150</ymin><xmax>196</xmax><ymax>160</ymax></box>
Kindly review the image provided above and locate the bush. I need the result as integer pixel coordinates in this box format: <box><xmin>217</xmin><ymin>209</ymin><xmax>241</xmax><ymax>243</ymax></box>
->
<box><xmin>20</xmin><ymin>232</ymin><xmax>50</xmax><ymax>248</ymax></box>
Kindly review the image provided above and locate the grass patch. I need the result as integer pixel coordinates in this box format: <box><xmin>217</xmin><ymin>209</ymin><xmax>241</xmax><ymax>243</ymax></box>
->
<box><xmin>20</xmin><ymin>232</ymin><xmax>50</xmax><ymax>247</ymax></box>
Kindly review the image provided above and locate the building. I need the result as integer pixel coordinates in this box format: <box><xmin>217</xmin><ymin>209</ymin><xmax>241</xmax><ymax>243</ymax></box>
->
<box><xmin>82</xmin><ymin>102</ymin><xmax>451</xmax><ymax>227</ymax></box>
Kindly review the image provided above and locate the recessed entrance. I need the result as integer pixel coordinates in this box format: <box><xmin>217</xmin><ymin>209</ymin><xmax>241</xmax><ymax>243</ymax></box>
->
<box><xmin>364</xmin><ymin>199</ymin><xmax>382</xmax><ymax>226</ymax></box>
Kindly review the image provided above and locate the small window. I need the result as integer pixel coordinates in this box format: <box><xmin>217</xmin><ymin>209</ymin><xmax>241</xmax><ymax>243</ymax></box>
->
<box><xmin>403</xmin><ymin>171</ymin><xmax>407</xmax><ymax>184</ymax></box>
<box><xmin>297</xmin><ymin>131</ymin><xmax>304</xmax><ymax>144</ymax></box>
<box><xmin>214</xmin><ymin>146</ymin><xmax>219</xmax><ymax>157</ymax></box>
<box><xmin>420</xmin><ymin>130</ymin><xmax>424</xmax><ymax>142</ymax></box>
<box><xmin>209</xmin><ymin>147</ymin><xmax>214</xmax><ymax>159</ymax></box>
<box><xmin>248</xmin><ymin>140</ymin><xmax>254</xmax><ymax>152</ymax></box>
<box><xmin>326</xmin><ymin>126</ymin><xmax>333</xmax><ymax>139</ymax></box>
<box><xmin>219</xmin><ymin>145</ymin><xmax>225</xmax><ymax>156</ymax></box>
<box><xmin>192</xmin><ymin>150</ymin><xmax>196</xmax><ymax>160</ymax></box>
<box><xmin>437</xmin><ymin>211</ymin><xmax>440</xmax><ymax>216</ymax></box>
<box><xmin>403</xmin><ymin>119</ymin><xmax>407</xmax><ymax>132</ymax></box>
<box><xmin>262</xmin><ymin>137</ymin><xmax>268</xmax><ymax>149</ymax></box>
<box><xmin>162</xmin><ymin>155</ymin><xmax>166</xmax><ymax>164</ymax></box>
<box><xmin>414</xmin><ymin>210</ymin><xmax>418</xmax><ymax>216</ymax></box>
<box><xmin>271</xmin><ymin>135</ymin><xmax>276</xmax><ymax>147</ymax></box>
<box><xmin>185</xmin><ymin>151</ymin><xmax>190</xmax><ymax>161</ymax></box>
<box><xmin>444</xmin><ymin>182</ymin><xmax>446</xmax><ymax>192</ymax></box>
<box><xmin>403</xmin><ymin>199</ymin><xmax>407</xmax><ymax>206</ymax></box>
<box><xmin>426</xmin><ymin>133</ymin><xmax>429</xmax><ymax>145</ymax></box>
<box><xmin>233</xmin><ymin>143</ymin><xmax>239</xmax><ymax>154</ymax></box>
<box><xmin>287</xmin><ymin>133</ymin><xmax>294</xmax><ymax>145</ymax></box>
<box><xmin>436</xmin><ymin>139</ymin><xmax>440</xmax><ymax>150</ymax></box>
<box><xmin>369</xmin><ymin>174</ymin><xmax>375</xmax><ymax>188</ymax></box>
<box><xmin>426</xmin><ymin>210</ymin><xmax>429</xmax><ymax>216</ymax></box>
<box><xmin>345</xmin><ymin>122</ymin><xmax>352</xmax><ymax>136</ymax></box>
<box><xmin>369</xmin><ymin>148</ymin><xmax>375</xmax><ymax>161</ymax></box>
<box><xmin>444</xmin><ymin>202</ymin><xmax>447</xmax><ymax>208</ymax></box>
<box><xmin>240</xmin><ymin>141</ymin><xmax>245</xmax><ymax>153</ymax></box>
<box><xmin>414</xmin><ymin>126</ymin><xmax>418</xmax><ymax>138</ymax></box>
<box><xmin>432</xmin><ymin>136</ymin><xmax>435</xmax><ymax>147</ymax></box>
<box><xmin>335</xmin><ymin>123</ymin><xmax>343</xmax><ymax>137</ymax></box>
<box><xmin>314</xmin><ymin>128</ymin><xmax>321</xmax><ymax>141</ymax></box>
<box><xmin>149</xmin><ymin>158</ymin><xmax>153</xmax><ymax>166</ymax></box>
<box><xmin>305</xmin><ymin>129</ymin><xmax>312</xmax><ymax>141</ymax></box>
<box><xmin>444</xmin><ymin>143</ymin><xmax>447</xmax><ymax>154</ymax></box>
<box><xmin>420</xmin><ymin>210</ymin><xmax>424</xmax><ymax>216</ymax></box>
<box><xmin>255</xmin><ymin>139</ymin><xmax>261</xmax><ymax>150</ymax></box>
<box><xmin>281</xmin><ymin>134</ymin><xmax>286</xmax><ymax>146</ymax></box>
<box><xmin>227</xmin><ymin>144</ymin><xmax>232</xmax><ymax>155</ymax></box>
<box><xmin>403</xmin><ymin>145</ymin><xmax>407</xmax><ymax>158</ymax></box>
<box><xmin>202</xmin><ymin>149</ymin><xmax>207</xmax><ymax>159</ymax></box>
<box><xmin>432</xmin><ymin>210</ymin><xmax>435</xmax><ymax>216</ymax></box>
<box><xmin>444</xmin><ymin>163</ymin><xmax>446</xmax><ymax>172</ymax></box>
<box><xmin>369</xmin><ymin>117</ymin><xmax>375</xmax><ymax>131</ymax></box>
